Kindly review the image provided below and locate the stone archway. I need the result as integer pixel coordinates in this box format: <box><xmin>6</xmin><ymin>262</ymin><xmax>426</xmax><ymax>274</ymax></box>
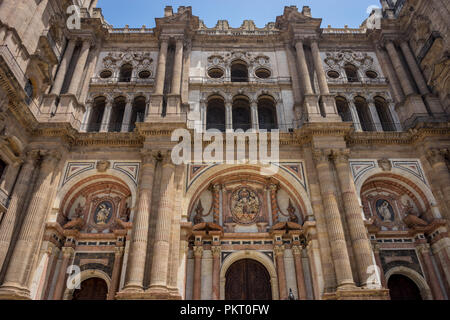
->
<box><xmin>385</xmin><ymin>266</ymin><xmax>433</xmax><ymax>300</ymax></box>
<box><xmin>220</xmin><ymin>251</ymin><xmax>279</xmax><ymax>300</ymax></box>
<box><xmin>63</xmin><ymin>269</ymin><xmax>111</xmax><ymax>300</ymax></box>
<box><xmin>72</xmin><ymin>277</ymin><xmax>108</xmax><ymax>300</ymax></box>
<box><xmin>388</xmin><ymin>274</ymin><xmax>422</xmax><ymax>300</ymax></box>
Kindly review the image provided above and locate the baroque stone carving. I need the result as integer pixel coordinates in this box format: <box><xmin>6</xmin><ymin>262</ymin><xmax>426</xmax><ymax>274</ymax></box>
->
<box><xmin>230</xmin><ymin>187</ymin><xmax>260</xmax><ymax>225</ymax></box>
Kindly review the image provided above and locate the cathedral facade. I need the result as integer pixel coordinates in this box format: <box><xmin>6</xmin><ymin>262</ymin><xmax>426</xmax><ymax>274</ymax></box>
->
<box><xmin>0</xmin><ymin>0</ymin><xmax>449</xmax><ymax>300</ymax></box>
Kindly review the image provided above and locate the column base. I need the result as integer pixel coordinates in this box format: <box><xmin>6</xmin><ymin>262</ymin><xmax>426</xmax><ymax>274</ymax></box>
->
<box><xmin>0</xmin><ymin>284</ymin><xmax>31</xmax><ymax>300</ymax></box>
<box><xmin>322</xmin><ymin>288</ymin><xmax>390</xmax><ymax>300</ymax></box>
<box><xmin>424</xmin><ymin>94</ymin><xmax>445</xmax><ymax>115</ymax></box>
<box><xmin>395</xmin><ymin>94</ymin><xmax>430</xmax><ymax>129</ymax></box>
<box><xmin>303</xmin><ymin>95</ymin><xmax>323</xmax><ymax>122</ymax></box>
<box><xmin>321</xmin><ymin>95</ymin><xmax>342</xmax><ymax>121</ymax></box>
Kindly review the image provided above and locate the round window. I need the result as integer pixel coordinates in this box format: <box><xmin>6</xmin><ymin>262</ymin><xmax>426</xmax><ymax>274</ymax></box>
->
<box><xmin>366</xmin><ymin>70</ymin><xmax>378</xmax><ymax>79</ymax></box>
<box><xmin>208</xmin><ymin>68</ymin><xmax>224</xmax><ymax>79</ymax></box>
<box><xmin>100</xmin><ymin>70</ymin><xmax>112</xmax><ymax>79</ymax></box>
<box><xmin>255</xmin><ymin>68</ymin><xmax>271</xmax><ymax>79</ymax></box>
<box><xmin>327</xmin><ymin>70</ymin><xmax>340</xmax><ymax>79</ymax></box>
<box><xmin>138</xmin><ymin>70</ymin><xmax>151</xmax><ymax>79</ymax></box>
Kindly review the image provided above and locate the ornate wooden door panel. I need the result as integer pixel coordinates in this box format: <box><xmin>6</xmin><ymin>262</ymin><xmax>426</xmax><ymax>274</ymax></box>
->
<box><xmin>225</xmin><ymin>259</ymin><xmax>272</xmax><ymax>300</ymax></box>
<box><xmin>72</xmin><ymin>278</ymin><xmax>108</xmax><ymax>300</ymax></box>
<box><xmin>388</xmin><ymin>274</ymin><xmax>422</xmax><ymax>300</ymax></box>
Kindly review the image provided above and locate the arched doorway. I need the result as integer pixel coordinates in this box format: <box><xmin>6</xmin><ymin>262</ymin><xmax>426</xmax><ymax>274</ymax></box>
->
<box><xmin>72</xmin><ymin>278</ymin><xmax>108</xmax><ymax>300</ymax></box>
<box><xmin>225</xmin><ymin>259</ymin><xmax>272</xmax><ymax>300</ymax></box>
<box><xmin>388</xmin><ymin>274</ymin><xmax>423</xmax><ymax>300</ymax></box>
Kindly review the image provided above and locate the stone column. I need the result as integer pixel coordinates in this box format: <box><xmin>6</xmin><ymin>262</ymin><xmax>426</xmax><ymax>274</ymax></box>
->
<box><xmin>122</xmin><ymin>152</ymin><xmax>156</xmax><ymax>292</ymax></box>
<box><xmin>225</xmin><ymin>101</ymin><xmax>233</xmax><ymax>131</ymax></box>
<box><xmin>51</xmin><ymin>39</ymin><xmax>76</xmax><ymax>96</ymax></box>
<box><xmin>52</xmin><ymin>247</ymin><xmax>74</xmax><ymax>300</ymax></box>
<box><xmin>0</xmin><ymin>151</ymin><xmax>39</xmax><ymax>271</ymax></box>
<box><xmin>100</xmin><ymin>99</ymin><xmax>113</xmax><ymax>132</ymax></box>
<box><xmin>417</xmin><ymin>244</ymin><xmax>445</xmax><ymax>300</ymax></box>
<box><xmin>211</xmin><ymin>184</ymin><xmax>221</xmax><ymax>224</ymax></box>
<box><xmin>348</xmin><ymin>99</ymin><xmax>363</xmax><ymax>132</ymax></box>
<box><xmin>385</xmin><ymin>41</ymin><xmax>415</xmax><ymax>96</ymax></box>
<box><xmin>367</xmin><ymin>99</ymin><xmax>384</xmax><ymax>132</ymax></box>
<box><xmin>192</xmin><ymin>246</ymin><xmax>203</xmax><ymax>300</ymax></box>
<box><xmin>154</xmin><ymin>39</ymin><xmax>169</xmax><ymax>95</ymax></box>
<box><xmin>372</xmin><ymin>243</ymin><xmax>387</xmax><ymax>288</ymax></box>
<box><xmin>0</xmin><ymin>150</ymin><xmax>61</xmax><ymax>299</ymax></box>
<box><xmin>295</xmin><ymin>40</ymin><xmax>314</xmax><ymax>95</ymax></box>
<box><xmin>388</xmin><ymin>101</ymin><xmax>403</xmax><ymax>131</ymax></box>
<box><xmin>332</xmin><ymin>149</ymin><xmax>380</xmax><ymax>288</ymax></box>
<box><xmin>426</xmin><ymin>149</ymin><xmax>450</xmax><ymax>221</ymax></box>
<box><xmin>292</xmin><ymin>245</ymin><xmax>307</xmax><ymax>300</ymax></box>
<box><xmin>107</xmin><ymin>247</ymin><xmax>124</xmax><ymax>300</ymax></box>
<box><xmin>148</xmin><ymin>153</ymin><xmax>175</xmax><ymax>294</ymax></box>
<box><xmin>375</xmin><ymin>46</ymin><xmax>405</xmax><ymax>104</ymax></box>
<box><xmin>67</xmin><ymin>40</ymin><xmax>91</xmax><ymax>96</ymax></box>
<box><xmin>284</xmin><ymin>43</ymin><xmax>303</xmax><ymax>106</ymax></box>
<box><xmin>269</xmin><ymin>184</ymin><xmax>279</xmax><ymax>225</ymax></box>
<box><xmin>79</xmin><ymin>46</ymin><xmax>101</xmax><ymax>104</ymax></box>
<box><xmin>121</xmin><ymin>99</ymin><xmax>133</xmax><ymax>132</ymax></box>
<box><xmin>313</xmin><ymin>149</ymin><xmax>355</xmax><ymax>289</ymax></box>
<box><xmin>171</xmin><ymin>39</ymin><xmax>184</xmax><ymax>95</ymax></box>
<box><xmin>250</xmin><ymin>100</ymin><xmax>259</xmax><ymax>130</ymax></box>
<box><xmin>200</xmin><ymin>99</ymin><xmax>207</xmax><ymax>132</ymax></box>
<box><xmin>211</xmin><ymin>246</ymin><xmax>221</xmax><ymax>300</ymax></box>
<box><xmin>399</xmin><ymin>41</ymin><xmax>430</xmax><ymax>96</ymax></box>
<box><xmin>274</xmin><ymin>245</ymin><xmax>287</xmax><ymax>300</ymax></box>
<box><xmin>81</xmin><ymin>101</ymin><xmax>93</xmax><ymax>132</ymax></box>
<box><xmin>310</xmin><ymin>40</ymin><xmax>329</xmax><ymax>95</ymax></box>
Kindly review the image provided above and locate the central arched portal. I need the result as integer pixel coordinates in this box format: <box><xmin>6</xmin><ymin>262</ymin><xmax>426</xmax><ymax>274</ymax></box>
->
<box><xmin>72</xmin><ymin>278</ymin><xmax>108</xmax><ymax>300</ymax></box>
<box><xmin>388</xmin><ymin>274</ymin><xmax>423</xmax><ymax>300</ymax></box>
<box><xmin>225</xmin><ymin>259</ymin><xmax>272</xmax><ymax>300</ymax></box>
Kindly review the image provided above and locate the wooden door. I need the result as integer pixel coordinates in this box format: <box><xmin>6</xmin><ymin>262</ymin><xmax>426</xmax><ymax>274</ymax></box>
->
<box><xmin>388</xmin><ymin>274</ymin><xmax>423</xmax><ymax>300</ymax></box>
<box><xmin>225</xmin><ymin>259</ymin><xmax>272</xmax><ymax>300</ymax></box>
<box><xmin>72</xmin><ymin>278</ymin><xmax>108</xmax><ymax>300</ymax></box>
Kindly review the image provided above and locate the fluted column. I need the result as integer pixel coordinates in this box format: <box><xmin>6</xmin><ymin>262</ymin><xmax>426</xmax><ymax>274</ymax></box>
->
<box><xmin>295</xmin><ymin>40</ymin><xmax>314</xmax><ymax>95</ymax></box>
<box><xmin>385</xmin><ymin>41</ymin><xmax>415</xmax><ymax>96</ymax></box>
<box><xmin>67</xmin><ymin>40</ymin><xmax>91</xmax><ymax>96</ymax></box>
<box><xmin>192</xmin><ymin>246</ymin><xmax>203</xmax><ymax>300</ymax></box>
<box><xmin>310</xmin><ymin>40</ymin><xmax>329</xmax><ymax>95</ymax></box>
<box><xmin>81</xmin><ymin>101</ymin><xmax>93</xmax><ymax>132</ymax></box>
<box><xmin>426</xmin><ymin>149</ymin><xmax>450</xmax><ymax>221</ymax></box>
<box><xmin>417</xmin><ymin>244</ymin><xmax>445</xmax><ymax>300</ymax></box>
<box><xmin>100</xmin><ymin>99</ymin><xmax>113</xmax><ymax>132</ymax></box>
<box><xmin>122</xmin><ymin>152</ymin><xmax>156</xmax><ymax>292</ymax></box>
<box><xmin>250</xmin><ymin>100</ymin><xmax>259</xmax><ymax>130</ymax></box>
<box><xmin>332</xmin><ymin>149</ymin><xmax>379</xmax><ymax>288</ymax></box>
<box><xmin>0</xmin><ymin>151</ymin><xmax>39</xmax><ymax>271</ymax></box>
<box><xmin>292</xmin><ymin>245</ymin><xmax>307</xmax><ymax>300</ymax></box>
<box><xmin>313</xmin><ymin>149</ymin><xmax>355</xmax><ymax>289</ymax></box>
<box><xmin>269</xmin><ymin>184</ymin><xmax>279</xmax><ymax>225</ymax></box>
<box><xmin>107</xmin><ymin>247</ymin><xmax>124</xmax><ymax>300</ymax></box>
<box><xmin>367</xmin><ymin>99</ymin><xmax>383</xmax><ymax>132</ymax></box>
<box><xmin>51</xmin><ymin>40</ymin><xmax>76</xmax><ymax>96</ymax></box>
<box><xmin>274</xmin><ymin>245</ymin><xmax>287</xmax><ymax>300</ymax></box>
<box><xmin>375</xmin><ymin>45</ymin><xmax>405</xmax><ymax>104</ymax></box>
<box><xmin>284</xmin><ymin>43</ymin><xmax>303</xmax><ymax>105</ymax></box>
<box><xmin>52</xmin><ymin>247</ymin><xmax>74</xmax><ymax>300</ymax></box>
<box><xmin>148</xmin><ymin>153</ymin><xmax>175</xmax><ymax>294</ymax></box>
<box><xmin>154</xmin><ymin>39</ymin><xmax>169</xmax><ymax>95</ymax></box>
<box><xmin>211</xmin><ymin>246</ymin><xmax>221</xmax><ymax>300</ymax></box>
<box><xmin>171</xmin><ymin>39</ymin><xmax>184</xmax><ymax>95</ymax></box>
<box><xmin>399</xmin><ymin>41</ymin><xmax>430</xmax><ymax>96</ymax></box>
<box><xmin>372</xmin><ymin>243</ymin><xmax>387</xmax><ymax>288</ymax></box>
<box><xmin>348</xmin><ymin>99</ymin><xmax>363</xmax><ymax>132</ymax></box>
<box><xmin>0</xmin><ymin>150</ymin><xmax>61</xmax><ymax>299</ymax></box>
<box><xmin>121</xmin><ymin>99</ymin><xmax>133</xmax><ymax>132</ymax></box>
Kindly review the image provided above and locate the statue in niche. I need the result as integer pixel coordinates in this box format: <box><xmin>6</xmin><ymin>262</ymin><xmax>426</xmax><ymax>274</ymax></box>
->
<box><xmin>63</xmin><ymin>203</ymin><xmax>85</xmax><ymax>230</ymax></box>
<box><xmin>231</xmin><ymin>187</ymin><xmax>260</xmax><ymax>224</ymax></box>
<box><xmin>376</xmin><ymin>200</ymin><xmax>395</xmax><ymax>222</ymax></box>
<box><xmin>94</xmin><ymin>201</ymin><xmax>112</xmax><ymax>225</ymax></box>
<box><xmin>287</xmin><ymin>199</ymin><xmax>298</xmax><ymax>223</ymax></box>
<box><xmin>193</xmin><ymin>200</ymin><xmax>205</xmax><ymax>225</ymax></box>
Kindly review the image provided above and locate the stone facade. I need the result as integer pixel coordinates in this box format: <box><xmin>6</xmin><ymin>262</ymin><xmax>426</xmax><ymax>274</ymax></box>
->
<box><xmin>0</xmin><ymin>0</ymin><xmax>448</xmax><ymax>300</ymax></box>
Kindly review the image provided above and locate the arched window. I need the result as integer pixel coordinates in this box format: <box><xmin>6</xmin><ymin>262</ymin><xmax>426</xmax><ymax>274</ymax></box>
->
<box><xmin>232</xmin><ymin>97</ymin><xmax>251</xmax><ymax>131</ymax></box>
<box><xmin>258</xmin><ymin>96</ymin><xmax>278</xmax><ymax>130</ymax></box>
<box><xmin>109</xmin><ymin>96</ymin><xmax>126</xmax><ymax>132</ymax></box>
<box><xmin>119</xmin><ymin>63</ymin><xmax>133</xmax><ymax>82</ymax></box>
<box><xmin>344</xmin><ymin>64</ymin><xmax>359</xmax><ymax>83</ymax></box>
<box><xmin>354</xmin><ymin>97</ymin><xmax>374</xmax><ymax>132</ymax></box>
<box><xmin>374</xmin><ymin>97</ymin><xmax>396</xmax><ymax>132</ymax></box>
<box><xmin>87</xmin><ymin>97</ymin><xmax>106</xmax><ymax>132</ymax></box>
<box><xmin>130</xmin><ymin>96</ymin><xmax>146</xmax><ymax>132</ymax></box>
<box><xmin>231</xmin><ymin>60</ymin><xmax>248</xmax><ymax>82</ymax></box>
<box><xmin>335</xmin><ymin>97</ymin><xmax>353</xmax><ymax>122</ymax></box>
<box><xmin>206</xmin><ymin>97</ymin><xmax>226</xmax><ymax>132</ymax></box>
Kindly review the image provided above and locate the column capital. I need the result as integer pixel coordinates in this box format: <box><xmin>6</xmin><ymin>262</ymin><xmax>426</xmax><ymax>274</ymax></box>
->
<box><xmin>417</xmin><ymin>243</ymin><xmax>431</xmax><ymax>254</ymax></box>
<box><xmin>41</xmin><ymin>150</ymin><xmax>62</xmax><ymax>168</ymax></box>
<box><xmin>291</xmin><ymin>245</ymin><xmax>303</xmax><ymax>256</ymax></box>
<box><xmin>273</xmin><ymin>245</ymin><xmax>285</xmax><ymax>256</ymax></box>
<box><xmin>426</xmin><ymin>148</ymin><xmax>448</xmax><ymax>166</ymax></box>
<box><xmin>312</xmin><ymin>149</ymin><xmax>332</xmax><ymax>165</ymax></box>
<box><xmin>61</xmin><ymin>246</ymin><xmax>74</xmax><ymax>258</ymax></box>
<box><xmin>140</xmin><ymin>150</ymin><xmax>159</xmax><ymax>166</ymax></box>
<box><xmin>114</xmin><ymin>246</ymin><xmax>125</xmax><ymax>257</ymax></box>
<box><xmin>211</xmin><ymin>246</ymin><xmax>221</xmax><ymax>258</ymax></box>
<box><xmin>331</xmin><ymin>149</ymin><xmax>350</xmax><ymax>165</ymax></box>
<box><xmin>193</xmin><ymin>246</ymin><xmax>204</xmax><ymax>258</ymax></box>
<box><xmin>24</xmin><ymin>149</ymin><xmax>41</xmax><ymax>165</ymax></box>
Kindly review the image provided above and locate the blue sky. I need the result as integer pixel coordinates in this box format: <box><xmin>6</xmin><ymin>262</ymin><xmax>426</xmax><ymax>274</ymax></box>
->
<box><xmin>97</xmin><ymin>0</ymin><xmax>381</xmax><ymax>29</ymax></box>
